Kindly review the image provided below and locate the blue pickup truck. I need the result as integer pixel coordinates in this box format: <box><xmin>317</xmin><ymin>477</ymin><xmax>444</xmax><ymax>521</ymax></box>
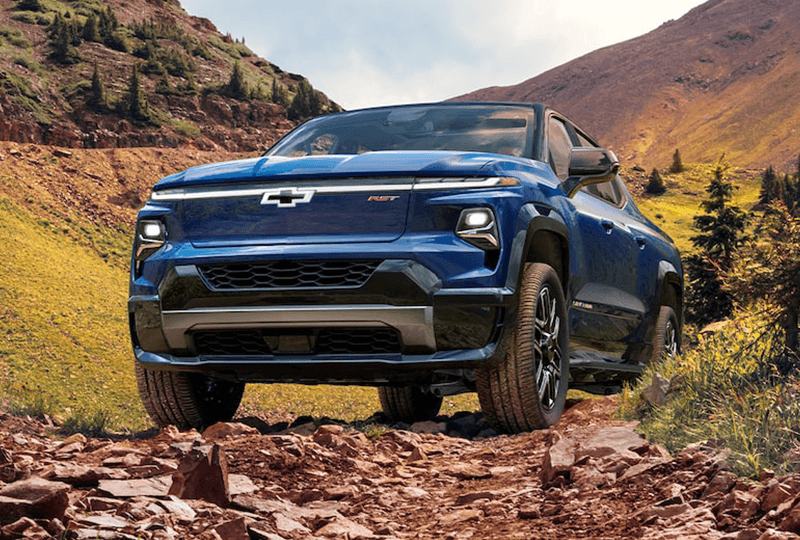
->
<box><xmin>129</xmin><ymin>102</ymin><xmax>682</xmax><ymax>433</ymax></box>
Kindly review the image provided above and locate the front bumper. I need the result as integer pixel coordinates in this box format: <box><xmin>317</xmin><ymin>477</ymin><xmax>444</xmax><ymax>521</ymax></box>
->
<box><xmin>129</xmin><ymin>259</ymin><xmax>515</xmax><ymax>384</ymax></box>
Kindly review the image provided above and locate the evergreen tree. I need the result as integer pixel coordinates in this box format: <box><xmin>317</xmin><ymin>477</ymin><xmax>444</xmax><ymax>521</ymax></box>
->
<box><xmin>125</xmin><ymin>64</ymin><xmax>157</xmax><ymax>125</ymax></box>
<box><xmin>669</xmin><ymin>149</ymin><xmax>684</xmax><ymax>174</ymax></box>
<box><xmin>726</xmin><ymin>200</ymin><xmax>800</xmax><ymax>373</ymax></box>
<box><xmin>82</xmin><ymin>13</ymin><xmax>101</xmax><ymax>42</ymax></box>
<box><xmin>225</xmin><ymin>61</ymin><xmax>249</xmax><ymax>100</ymax></box>
<box><xmin>645</xmin><ymin>167</ymin><xmax>666</xmax><ymax>195</ymax></box>
<box><xmin>155</xmin><ymin>73</ymin><xmax>173</xmax><ymax>94</ymax></box>
<box><xmin>758</xmin><ymin>165</ymin><xmax>777</xmax><ymax>207</ymax></box>
<box><xmin>287</xmin><ymin>80</ymin><xmax>322</xmax><ymax>120</ymax></box>
<box><xmin>15</xmin><ymin>0</ymin><xmax>44</xmax><ymax>11</ymax></box>
<box><xmin>87</xmin><ymin>62</ymin><xmax>107</xmax><ymax>110</ymax></box>
<box><xmin>271</xmin><ymin>78</ymin><xmax>288</xmax><ymax>108</ymax></box>
<box><xmin>684</xmin><ymin>164</ymin><xmax>748</xmax><ymax>325</ymax></box>
<box><xmin>48</xmin><ymin>13</ymin><xmax>81</xmax><ymax>65</ymax></box>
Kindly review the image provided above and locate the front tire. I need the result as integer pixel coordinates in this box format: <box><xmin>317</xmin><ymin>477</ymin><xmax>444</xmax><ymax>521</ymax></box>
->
<box><xmin>378</xmin><ymin>386</ymin><xmax>443</xmax><ymax>423</ymax></box>
<box><xmin>135</xmin><ymin>363</ymin><xmax>245</xmax><ymax>430</ymax></box>
<box><xmin>476</xmin><ymin>263</ymin><xmax>569</xmax><ymax>433</ymax></box>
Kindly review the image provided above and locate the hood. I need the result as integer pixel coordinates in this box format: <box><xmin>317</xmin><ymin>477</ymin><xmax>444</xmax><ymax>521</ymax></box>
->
<box><xmin>154</xmin><ymin>151</ymin><xmax>500</xmax><ymax>191</ymax></box>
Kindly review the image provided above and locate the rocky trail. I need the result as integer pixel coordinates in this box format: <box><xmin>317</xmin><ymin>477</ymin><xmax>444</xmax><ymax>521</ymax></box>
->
<box><xmin>2</xmin><ymin>397</ymin><xmax>800</xmax><ymax>540</ymax></box>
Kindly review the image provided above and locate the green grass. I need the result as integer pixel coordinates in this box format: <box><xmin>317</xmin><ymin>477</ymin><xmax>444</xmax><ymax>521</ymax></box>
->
<box><xmin>620</xmin><ymin>310</ymin><xmax>799</xmax><ymax>477</ymax></box>
<box><xmin>0</xmin><ymin>197</ymin><xmax>146</xmax><ymax>431</ymax></box>
<box><xmin>634</xmin><ymin>163</ymin><xmax>761</xmax><ymax>254</ymax></box>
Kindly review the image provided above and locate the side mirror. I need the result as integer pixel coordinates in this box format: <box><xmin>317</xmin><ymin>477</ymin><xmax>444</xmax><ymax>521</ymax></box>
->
<box><xmin>561</xmin><ymin>147</ymin><xmax>620</xmax><ymax>198</ymax></box>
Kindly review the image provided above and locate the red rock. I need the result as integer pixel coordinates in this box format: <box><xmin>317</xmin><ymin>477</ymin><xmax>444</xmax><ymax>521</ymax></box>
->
<box><xmin>703</xmin><ymin>471</ymin><xmax>738</xmax><ymax>498</ymax></box>
<box><xmin>455</xmin><ymin>490</ymin><xmax>499</xmax><ymax>506</ymax></box>
<box><xmin>203</xmin><ymin>422</ymin><xmax>260</xmax><ymax>440</ymax></box>
<box><xmin>97</xmin><ymin>477</ymin><xmax>172</xmax><ymax>498</ymax></box>
<box><xmin>763</xmin><ymin>480</ymin><xmax>797</xmax><ymax>512</ymax></box>
<box><xmin>0</xmin><ymin>477</ymin><xmax>70</xmax><ymax>523</ymax></box>
<box><xmin>169</xmin><ymin>444</ymin><xmax>230</xmax><ymax>507</ymax></box>
<box><xmin>541</xmin><ymin>436</ymin><xmax>575</xmax><ymax>486</ymax></box>
<box><xmin>716</xmin><ymin>489</ymin><xmax>761</xmax><ymax>521</ymax></box>
<box><xmin>315</xmin><ymin>517</ymin><xmax>374</xmax><ymax>538</ymax></box>
<box><xmin>437</xmin><ymin>508</ymin><xmax>484</xmax><ymax>526</ymax></box>
<box><xmin>443</xmin><ymin>462</ymin><xmax>492</xmax><ymax>480</ymax></box>
<box><xmin>1</xmin><ymin>516</ymin><xmax>47</xmax><ymax>538</ymax></box>
<box><xmin>518</xmin><ymin>506</ymin><xmax>541</xmax><ymax>519</ymax></box>
<box><xmin>40</xmin><ymin>463</ymin><xmax>101</xmax><ymax>487</ymax></box>
<box><xmin>213</xmin><ymin>517</ymin><xmax>250</xmax><ymax>540</ymax></box>
<box><xmin>760</xmin><ymin>528</ymin><xmax>800</xmax><ymax>540</ymax></box>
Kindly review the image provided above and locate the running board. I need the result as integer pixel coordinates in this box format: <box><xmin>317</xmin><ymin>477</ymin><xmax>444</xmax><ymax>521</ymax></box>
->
<box><xmin>569</xmin><ymin>352</ymin><xmax>644</xmax><ymax>396</ymax></box>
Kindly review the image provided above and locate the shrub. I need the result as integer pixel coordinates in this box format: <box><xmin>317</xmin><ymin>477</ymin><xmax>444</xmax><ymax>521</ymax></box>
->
<box><xmin>646</xmin><ymin>167</ymin><xmax>666</xmax><ymax>195</ymax></box>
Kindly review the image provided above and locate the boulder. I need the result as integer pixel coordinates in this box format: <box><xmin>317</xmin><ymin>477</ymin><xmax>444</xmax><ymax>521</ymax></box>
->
<box><xmin>169</xmin><ymin>444</ymin><xmax>230</xmax><ymax>507</ymax></box>
<box><xmin>0</xmin><ymin>477</ymin><xmax>70</xmax><ymax>523</ymax></box>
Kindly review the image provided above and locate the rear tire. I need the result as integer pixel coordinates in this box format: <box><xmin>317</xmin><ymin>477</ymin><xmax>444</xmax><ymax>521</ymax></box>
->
<box><xmin>650</xmin><ymin>305</ymin><xmax>680</xmax><ymax>364</ymax></box>
<box><xmin>135</xmin><ymin>363</ymin><xmax>245</xmax><ymax>430</ymax></box>
<box><xmin>378</xmin><ymin>386</ymin><xmax>443</xmax><ymax>423</ymax></box>
<box><xmin>476</xmin><ymin>263</ymin><xmax>569</xmax><ymax>433</ymax></box>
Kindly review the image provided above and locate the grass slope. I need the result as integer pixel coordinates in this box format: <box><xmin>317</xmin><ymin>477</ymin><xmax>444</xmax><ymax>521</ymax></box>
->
<box><xmin>0</xmin><ymin>195</ymin><xmax>144</xmax><ymax>430</ymax></box>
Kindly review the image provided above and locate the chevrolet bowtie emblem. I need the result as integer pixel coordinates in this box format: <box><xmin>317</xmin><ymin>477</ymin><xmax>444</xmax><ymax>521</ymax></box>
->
<box><xmin>260</xmin><ymin>188</ymin><xmax>315</xmax><ymax>208</ymax></box>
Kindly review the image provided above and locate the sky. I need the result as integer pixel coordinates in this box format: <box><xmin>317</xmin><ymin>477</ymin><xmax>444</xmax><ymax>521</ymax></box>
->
<box><xmin>179</xmin><ymin>0</ymin><xmax>707</xmax><ymax>111</ymax></box>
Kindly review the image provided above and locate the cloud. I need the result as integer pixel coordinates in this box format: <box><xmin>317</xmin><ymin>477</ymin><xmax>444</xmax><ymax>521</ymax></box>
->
<box><xmin>180</xmin><ymin>0</ymin><xmax>704</xmax><ymax>110</ymax></box>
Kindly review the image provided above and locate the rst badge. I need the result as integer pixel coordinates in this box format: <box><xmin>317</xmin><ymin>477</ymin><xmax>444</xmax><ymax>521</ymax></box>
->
<box><xmin>367</xmin><ymin>195</ymin><xmax>400</xmax><ymax>202</ymax></box>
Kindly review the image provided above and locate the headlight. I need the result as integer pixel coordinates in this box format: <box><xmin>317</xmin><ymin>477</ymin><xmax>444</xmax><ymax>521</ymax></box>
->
<box><xmin>135</xmin><ymin>219</ymin><xmax>166</xmax><ymax>262</ymax></box>
<box><xmin>414</xmin><ymin>177</ymin><xmax>519</xmax><ymax>191</ymax></box>
<box><xmin>456</xmin><ymin>208</ymin><xmax>499</xmax><ymax>250</ymax></box>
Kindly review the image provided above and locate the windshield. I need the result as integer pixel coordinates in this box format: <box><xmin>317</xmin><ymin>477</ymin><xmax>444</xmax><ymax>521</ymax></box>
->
<box><xmin>265</xmin><ymin>104</ymin><xmax>536</xmax><ymax>158</ymax></box>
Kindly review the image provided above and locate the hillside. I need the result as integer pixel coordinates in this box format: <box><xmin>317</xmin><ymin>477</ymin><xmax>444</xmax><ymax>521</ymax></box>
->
<box><xmin>456</xmin><ymin>0</ymin><xmax>800</xmax><ymax>172</ymax></box>
<box><xmin>0</xmin><ymin>0</ymin><xmax>336</xmax><ymax>152</ymax></box>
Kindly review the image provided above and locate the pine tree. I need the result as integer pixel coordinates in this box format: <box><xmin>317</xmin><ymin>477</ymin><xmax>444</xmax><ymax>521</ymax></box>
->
<box><xmin>684</xmin><ymin>165</ymin><xmax>748</xmax><ymax>326</ymax></box>
<box><xmin>645</xmin><ymin>168</ymin><xmax>666</xmax><ymax>195</ymax></box>
<box><xmin>726</xmin><ymin>200</ymin><xmax>800</xmax><ymax>373</ymax></box>
<box><xmin>48</xmin><ymin>12</ymin><xmax>81</xmax><ymax>65</ymax></box>
<box><xmin>155</xmin><ymin>73</ymin><xmax>173</xmax><ymax>95</ymax></box>
<box><xmin>87</xmin><ymin>63</ymin><xmax>107</xmax><ymax>110</ymax></box>
<box><xmin>125</xmin><ymin>64</ymin><xmax>157</xmax><ymax>125</ymax></box>
<box><xmin>82</xmin><ymin>14</ymin><xmax>101</xmax><ymax>42</ymax></box>
<box><xmin>669</xmin><ymin>149</ymin><xmax>684</xmax><ymax>174</ymax></box>
<box><xmin>225</xmin><ymin>61</ymin><xmax>249</xmax><ymax>100</ymax></box>
<box><xmin>758</xmin><ymin>165</ymin><xmax>777</xmax><ymax>207</ymax></box>
<box><xmin>287</xmin><ymin>80</ymin><xmax>321</xmax><ymax>120</ymax></box>
<box><xmin>15</xmin><ymin>0</ymin><xmax>44</xmax><ymax>11</ymax></box>
<box><xmin>271</xmin><ymin>78</ymin><xmax>288</xmax><ymax>108</ymax></box>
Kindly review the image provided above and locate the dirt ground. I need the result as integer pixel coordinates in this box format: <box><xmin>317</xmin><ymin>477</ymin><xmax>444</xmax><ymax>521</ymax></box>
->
<box><xmin>2</xmin><ymin>397</ymin><xmax>800</xmax><ymax>540</ymax></box>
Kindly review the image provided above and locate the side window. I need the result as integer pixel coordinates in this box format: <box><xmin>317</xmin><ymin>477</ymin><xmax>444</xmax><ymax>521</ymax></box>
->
<box><xmin>585</xmin><ymin>177</ymin><xmax>624</xmax><ymax>207</ymax></box>
<box><xmin>547</xmin><ymin>118</ymin><xmax>571</xmax><ymax>180</ymax></box>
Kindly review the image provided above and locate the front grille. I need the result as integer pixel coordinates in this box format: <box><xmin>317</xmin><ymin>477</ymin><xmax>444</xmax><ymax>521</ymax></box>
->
<box><xmin>198</xmin><ymin>260</ymin><xmax>381</xmax><ymax>290</ymax></box>
<box><xmin>193</xmin><ymin>328</ymin><xmax>400</xmax><ymax>356</ymax></box>
<box><xmin>194</xmin><ymin>330</ymin><xmax>272</xmax><ymax>356</ymax></box>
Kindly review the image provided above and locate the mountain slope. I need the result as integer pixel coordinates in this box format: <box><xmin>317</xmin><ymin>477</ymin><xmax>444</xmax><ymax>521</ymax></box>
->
<box><xmin>456</xmin><ymin>0</ymin><xmax>800</xmax><ymax>171</ymax></box>
<box><xmin>0</xmin><ymin>0</ymin><xmax>335</xmax><ymax>152</ymax></box>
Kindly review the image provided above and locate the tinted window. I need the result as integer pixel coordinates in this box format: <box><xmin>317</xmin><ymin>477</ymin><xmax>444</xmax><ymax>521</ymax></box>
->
<box><xmin>584</xmin><ymin>177</ymin><xmax>625</xmax><ymax>206</ymax></box>
<box><xmin>548</xmin><ymin>118</ymin><xmax>571</xmax><ymax>180</ymax></box>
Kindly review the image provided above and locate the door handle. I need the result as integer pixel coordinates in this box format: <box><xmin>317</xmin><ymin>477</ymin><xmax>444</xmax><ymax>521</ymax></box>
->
<box><xmin>601</xmin><ymin>220</ymin><xmax>615</xmax><ymax>234</ymax></box>
<box><xmin>635</xmin><ymin>236</ymin><xmax>647</xmax><ymax>250</ymax></box>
